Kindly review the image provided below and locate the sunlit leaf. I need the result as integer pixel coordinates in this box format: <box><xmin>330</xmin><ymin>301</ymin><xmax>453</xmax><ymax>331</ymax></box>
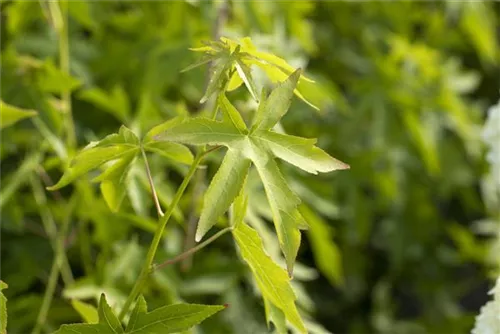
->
<box><xmin>71</xmin><ymin>299</ymin><xmax>99</xmax><ymax>324</ymax></box>
<box><xmin>155</xmin><ymin>71</ymin><xmax>348</xmax><ymax>274</ymax></box>
<box><xmin>1</xmin><ymin>281</ymin><xmax>7</xmax><ymax>334</ymax></box>
<box><xmin>233</xmin><ymin>222</ymin><xmax>306</xmax><ymax>333</ymax></box>
<box><xmin>48</xmin><ymin>126</ymin><xmax>140</xmax><ymax>190</ymax></box>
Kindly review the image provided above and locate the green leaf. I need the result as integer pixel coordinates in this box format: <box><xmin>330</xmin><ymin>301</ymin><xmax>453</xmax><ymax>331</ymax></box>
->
<box><xmin>94</xmin><ymin>152</ymin><xmax>136</xmax><ymax>212</ymax></box>
<box><xmin>1</xmin><ymin>281</ymin><xmax>7</xmax><ymax>334</ymax></box>
<box><xmin>257</xmin><ymin>131</ymin><xmax>349</xmax><ymax>174</ymax></box>
<box><xmin>0</xmin><ymin>100</ymin><xmax>37</xmax><ymax>129</ymax></box>
<box><xmin>263</xmin><ymin>297</ymin><xmax>287</xmax><ymax>334</ymax></box>
<box><xmin>55</xmin><ymin>294</ymin><xmax>225</xmax><ymax>334</ymax></box>
<box><xmin>142</xmin><ymin>141</ymin><xmax>193</xmax><ymax>165</ymax></box>
<box><xmin>251</xmin><ymin>69</ymin><xmax>301</xmax><ymax>131</ymax></box>
<box><xmin>124</xmin><ymin>302</ymin><xmax>226</xmax><ymax>334</ymax></box>
<box><xmin>98</xmin><ymin>294</ymin><xmax>124</xmax><ymax>333</ymax></box>
<box><xmin>37</xmin><ymin>60</ymin><xmax>81</xmax><ymax>93</ymax></box>
<box><xmin>71</xmin><ymin>299</ymin><xmax>99</xmax><ymax>324</ymax></box>
<box><xmin>233</xmin><ymin>222</ymin><xmax>306</xmax><ymax>333</ymax></box>
<box><xmin>155</xmin><ymin>71</ymin><xmax>348</xmax><ymax>274</ymax></box>
<box><xmin>200</xmin><ymin>54</ymin><xmax>233</xmax><ymax>104</ymax></box>
<box><xmin>154</xmin><ymin>118</ymin><xmax>242</xmax><ymax>146</ymax></box>
<box><xmin>235</xmin><ymin>59</ymin><xmax>259</xmax><ymax>101</ymax></box>
<box><xmin>125</xmin><ymin>295</ymin><xmax>147</xmax><ymax>332</ymax></box>
<box><xmin>196</xmin><ymin>149</ymin><xmax>251</xmax><ymax>241</ymax></box>
<box><xmin>300</xmin><ymin>204</ymin><xmax>343</xmax><ymax>286</ymax></box>
<box><xmin>48</xmin><ymin>126</ymin><xmax>140</xmax><ymax>190</ymax></box>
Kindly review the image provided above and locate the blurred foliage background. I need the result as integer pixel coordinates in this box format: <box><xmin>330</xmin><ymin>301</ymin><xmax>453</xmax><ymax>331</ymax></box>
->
<box><xmin>1</xmin><ymin>1</ymin><xmax>499</xmax><ymax>333</ymax></box>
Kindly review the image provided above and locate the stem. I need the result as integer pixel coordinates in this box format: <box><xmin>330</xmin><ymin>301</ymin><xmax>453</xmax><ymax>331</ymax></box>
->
<box><xmin>30</xmin><ymin>175</ymin><xmax>74</xmax><ymax>286</ymax></box>
<box><xmin>156</xmin><ymin>227</ymin><xmax>232</xmax><ymax>271</ymax></box>
<box><xmin>118</xmin><ymin>153</ymin><xmax>205</xmax><ymax>320</ymax></box>
<box><xmin>50</xmin><ymin>0</ymin><xmax>76</xmax><ymax>148</ymax></box>
<box><xmin>33</xmin><ymin>197</ymin><xmax>75</xmax><ymax>334</ymax></box>
<box><xmin>80</xmin><ymin>220</ymin><xmax>93</xmax><ymax>276</ymax></box>
<box><xmin>141</xmin><ymin>147</ymin><xmax>164</xmax><ymax>217</ymax></box>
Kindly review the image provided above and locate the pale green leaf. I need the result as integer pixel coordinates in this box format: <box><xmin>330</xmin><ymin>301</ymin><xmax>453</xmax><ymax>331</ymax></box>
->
<box><xmin>98</xmin><ymin>294</ymin><xmax>124</xmax><ymax>333</ymax></box>
<box><xmin>263</xmin><ymin>298</ymin><xmax>287</xmax><ymax>334</ymax></box>
<box><xmin>235</xmin><ymin>59</ymin><xmax>259</xmax><ymax>101</ymax></box>
<box><xmin>0</xmin><ymin>100</ymin><xmax>37</xmax><ymax>128</ymax></box>
<box><xmin>142</xmin><ymin>142</ymin><xmax>193</xmax><ymax>165</ymax></box>
<box><xmin>233</xmin><ymin>222</ymin><xmax>306</xmax><ymax>333</ymax></box>
<box><xmin>143</xmin><ymin>117</ymin><xmax>184</xmax><ymax>143</ymax></box>
<box><xmin>256</xmin><ymin>131</ymin><xmax>349</xmax><ymax>174</ymax></box>
<box><xmin>252</xmin><ymin>69</ymin><xmax>301</xmax><ymax>131</ymax></box>
<box><xmin>71</xmin><ymin>299</ymin><xmax>99</xmax><ymax>324</ymax></box>
<box><xmin>227</xmin><ymin>71</ymin><xmax>244</xmax><ymax>91</ymax></box>
<box><xmin>200</xmin><ymin>55</ymin><xmax>233</xmax><ymax>103</ymax></box>
<box><xmin>125</xmin><ymin>295</ymin><xmax>147</xmax><ymax>332</ymax></box>
<box><xmin>94</xmin><ymin>153</ymin><xmax>136</xmax><ymax>212</ymax></box>
<box><xmin>48</xmin><ymin>127</ymin><xmax>140</xmax><ymax>190</ymax></box>
<box><xmin>218</xmin><ymin>94</ymin><xmax>248</xmax><ymax>133</ymax></box>
<box><xmin>300</xmin><ymin>204</ymin><xmax>343</xmax><ymax>286</ymax></box>
<box><xmin>1</xmin><ymin>281</ymin><xmax>7</xmax><ymax>334</ymax></box>
<box><xmin>196</xmin><ymin>149</ymin><xmax>251</xmax><ymax>241</ymax></box>
<box><xmin>154</xmin><ymin>118</ymin><xmax>243</xmax><ymax>146</ymax></box>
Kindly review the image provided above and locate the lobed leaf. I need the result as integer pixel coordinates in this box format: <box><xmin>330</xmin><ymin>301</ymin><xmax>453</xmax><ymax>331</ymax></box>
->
<box><xmin>233</xmin><ymin>222</ymin><xmax>306</xmax><ymax>333</ymax></box>
<box><xmin>48</xmin><ymin>126</ymin><xmax>140</xmax><ymax>191</ymax></box>
<box><xmin>196</xmin><ymin>149</ymin><xmax>251</xmax><ymax>241</ymax></box>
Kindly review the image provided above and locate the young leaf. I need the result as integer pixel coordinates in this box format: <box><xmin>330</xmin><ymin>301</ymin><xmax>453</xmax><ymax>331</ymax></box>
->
<box><xmin>71</xmin><ymin>299</ymin><xmax>99</xmax><ymax>324</ymax></box>
<box><xmin>263</xmin><ymin>297</ymin><xmax>287</xmax><ymax>334</ymax></box>
<box><xmin>98</xmin><ymin>294</ymin><xmax>124</xmax><ymax>333</ymax></box>
<box><xmin>188</xmin><ymin>37</ymin><xmax>316</xmax><ymax>107</ymax></box>
<box><xmin>233</xmin><ymin>222</ymin><xmax>306</xmax><ymax>333</ymax></box>
<box><xmin>125</xmin><ymin>295</ymin><xmax>147</xmax><ymax>332</ymax></box>
<box><xmin>155</xmin><ymin>70</ymin><xmax>349</xmax><ymax>274</ymax></box>
<box><xmin>1</xmin><ymin>281</ymin><xmax>7</xmax><ymax>334</ymax></box>
<box><xmin>48</xmin><ymin>126</ymin><xmax>140</xmax><ymax>190</ymax></box>
<box><xmin>0</xmin><ymin>100</ymin><xmax>37</xmax><ymax>128</ymax></box>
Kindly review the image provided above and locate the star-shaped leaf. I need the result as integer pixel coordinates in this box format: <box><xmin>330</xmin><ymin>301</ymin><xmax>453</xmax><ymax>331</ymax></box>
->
<box><xmin>187</xmin><ymin>37</ymin><xmax>318</xmax><ymax>109</ymax></box>
<box><xmin>53</xmin><ymin>294</ymin><xmax>226</xmax><ymax>334</ymax></box>
<box><xmin>155</xmin><ymin>70</ymin><xmax>349</xmax><ymax>275</ymax></box>
<box><xmin>48</xmin><ymin>125</ymin><xmax>193</xmax><ymax>212</ymax></box>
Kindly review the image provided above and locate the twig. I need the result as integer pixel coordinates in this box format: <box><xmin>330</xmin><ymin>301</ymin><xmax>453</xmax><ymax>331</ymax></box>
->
<box><xmin>156</xmin><ymin>227</ymin><xmax>232</xmax><ymax>271</ymax></box>
<box><xmin>33</xmin><ymin>196</ymin><xmax>76</xmax><ymax>334</ymax></box>
<box><xmin>141</xmin><ymin>147</ymin><xmax>164</xmax><ymax>217</ymax></box>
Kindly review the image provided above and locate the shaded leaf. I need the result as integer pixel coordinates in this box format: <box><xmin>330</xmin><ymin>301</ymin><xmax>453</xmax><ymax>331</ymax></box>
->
<box><xmin>0</xmin><ymin>100</ymin><xmax>37</xmax><ymax>129</ymax></box>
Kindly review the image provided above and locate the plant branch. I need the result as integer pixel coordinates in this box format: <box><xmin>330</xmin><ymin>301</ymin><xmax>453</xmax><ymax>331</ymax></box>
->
<box><xmin>30</xmin><ymin>175</ymin><xmax>74</xmax><ymax>286</ymax></box>
<box><xmin>141</xmin><ymin>147</ymin><xmax>164</xmax><ymax>217</ymax></box>
<box><xmin>156</xmin><ymin>227</ymin><xmax>232</xmax><ymax>271</ymax></box>
<box><xmin>33</xmin><ymin>196</ymin><xmax>76</xmax><ymax>334</ymax></box>
<box><xmin>118</xmin><ymin>152</ymin><xmax>205</xmax><ymax>320</ymax></box>
<box><xmin>49</xmin><ymin>0</ymin><xmax>76</xmax><ymax>148</ymax></box>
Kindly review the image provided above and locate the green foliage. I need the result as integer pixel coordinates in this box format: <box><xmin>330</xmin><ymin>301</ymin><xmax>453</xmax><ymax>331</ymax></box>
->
<box><xmin>55</xmin><ymin>294</ymin><xmax>225</xmax><ymax>334</ymax></box>
<box><xmin>1</xmin><ymin>1</ymin><xmax>498</xmax><ymax>334</ymax></box>
<box><xmin>155</xmin><ymin>70</ymin><xmax>347</xmax><ymax>274</ymax></box>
